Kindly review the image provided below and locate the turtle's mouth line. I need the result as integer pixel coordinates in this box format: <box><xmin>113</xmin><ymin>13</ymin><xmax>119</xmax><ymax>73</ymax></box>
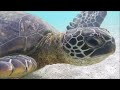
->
<box><xmin>90</xmin><ymin>41</ymin><xmax>116</xmax><ymax>57</ymax></box>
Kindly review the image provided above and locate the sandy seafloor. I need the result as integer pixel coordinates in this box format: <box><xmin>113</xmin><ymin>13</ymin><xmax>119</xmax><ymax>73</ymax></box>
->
<box><xmin>23</xmin><ymin>25</ymin><xmax>120</xmax><ymax>79</ymax></box>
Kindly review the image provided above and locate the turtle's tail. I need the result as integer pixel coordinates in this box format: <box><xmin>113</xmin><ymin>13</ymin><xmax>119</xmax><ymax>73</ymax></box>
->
<box><xmin>0</xmin><ymin>55</ymin><xmax>37</xmax><ymax>79</ymax></box>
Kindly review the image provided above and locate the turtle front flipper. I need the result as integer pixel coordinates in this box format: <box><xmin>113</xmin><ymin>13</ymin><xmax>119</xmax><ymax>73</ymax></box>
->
<box><xmin>0</xmin><ymin>55</ymin><xmax>37</xmax><ymax>79</ymax></box>
<box><xmin>67</xmin><ymin>11</ymin><xmax>107</xmax><ymax>30</ymax></box>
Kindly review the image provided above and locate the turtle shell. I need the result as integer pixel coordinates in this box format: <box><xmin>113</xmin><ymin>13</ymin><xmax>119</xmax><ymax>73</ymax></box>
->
<box><xmin>0</xmin><ymin>11</ymin><xmax>56</xmax><ymax>57</ymax></box>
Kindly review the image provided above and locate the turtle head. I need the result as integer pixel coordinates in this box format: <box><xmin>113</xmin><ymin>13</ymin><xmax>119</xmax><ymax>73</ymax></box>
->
<box><xmin>62</xmin><ymin>27</ymin><xmax>116</xmax><ymax>65</ymax></box>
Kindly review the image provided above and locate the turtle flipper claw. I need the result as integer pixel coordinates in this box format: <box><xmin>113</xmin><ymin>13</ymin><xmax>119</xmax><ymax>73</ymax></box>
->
<box><xmin>0</xmin><ymin>55</ymin><xmax>37</xmax><ymax>79</ymax></box>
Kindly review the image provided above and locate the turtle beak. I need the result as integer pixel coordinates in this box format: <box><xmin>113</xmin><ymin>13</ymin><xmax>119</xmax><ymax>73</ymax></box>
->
<box><xmin>111</xmin><ymin>37</ymin><xmax>116</xmax><ymax>53</ymax></box>
<box><xmin>90</xmin><ymin>37</ymin><xmax>116</xmax><ymax>57</ymax></box>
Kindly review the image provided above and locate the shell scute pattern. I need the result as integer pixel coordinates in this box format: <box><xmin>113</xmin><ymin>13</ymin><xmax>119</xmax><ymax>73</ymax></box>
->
<box><xmin>19</xmin><ymin>15</ymin><xmax>45</xmax><ymax>37</ymax></box>
<box><xmin>0</xmin><ymin>14</ymin><xmax>48</xmax><ymax>56</ymax></box>
<box><xmin>0</xmin><ymin>23</ymin><xmax>19</xmax><ymax>45</ymax></box>
<box><xmin>0</xmin><ymin>37</ymin><xmax>26</xmax><ymax>56</ymax></box>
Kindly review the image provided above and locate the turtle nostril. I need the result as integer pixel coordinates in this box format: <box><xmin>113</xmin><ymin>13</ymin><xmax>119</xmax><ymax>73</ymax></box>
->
<box><xmin>112</xmin><ymin>37</ymin><xmax>115</xmax><ymax>43</ymax></box>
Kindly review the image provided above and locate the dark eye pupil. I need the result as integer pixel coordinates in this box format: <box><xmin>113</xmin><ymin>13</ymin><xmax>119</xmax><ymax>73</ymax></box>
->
<box><xmin>88</xmin><ymin>38</ymin><xmax>99</xmax><ymax>46</ymax></box>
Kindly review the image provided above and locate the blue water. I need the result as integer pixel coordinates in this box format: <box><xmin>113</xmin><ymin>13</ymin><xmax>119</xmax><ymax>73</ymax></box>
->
<box><xmin>26</xmin><ymin>11</ymin><xmax>119</xmax><ymax>32</ymax></box>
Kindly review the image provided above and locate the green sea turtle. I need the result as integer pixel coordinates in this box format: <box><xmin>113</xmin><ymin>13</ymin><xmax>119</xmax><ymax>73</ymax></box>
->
<box><xmin>0</xmin><ymin>11</ymin><xmax>116</xmax><ymax>79</ymax></box>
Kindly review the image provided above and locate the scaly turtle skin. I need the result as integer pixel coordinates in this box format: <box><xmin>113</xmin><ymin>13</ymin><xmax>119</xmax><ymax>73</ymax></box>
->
<box><xmin>0</xmin><ymin>11</ymin><xmax>116</xmax><ymax>79</ymax></box>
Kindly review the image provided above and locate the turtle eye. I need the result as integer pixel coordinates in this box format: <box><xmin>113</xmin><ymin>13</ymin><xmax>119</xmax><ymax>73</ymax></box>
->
<box><xmin>86</xmin><ymin>38</ymin><xmax>99</xmax><ymax>47</ymax></box>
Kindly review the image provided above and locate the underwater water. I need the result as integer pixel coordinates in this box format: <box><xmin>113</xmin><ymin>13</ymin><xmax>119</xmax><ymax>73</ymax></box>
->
<box><xmin>26</xmin><ymin>11</ymin><xmax>119</xmax><ymax>32</ymax></box>
<box><xmin>23</xmin><ymin>11</ymin><xmax>119</xmax><ymax>79</ymax></box>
